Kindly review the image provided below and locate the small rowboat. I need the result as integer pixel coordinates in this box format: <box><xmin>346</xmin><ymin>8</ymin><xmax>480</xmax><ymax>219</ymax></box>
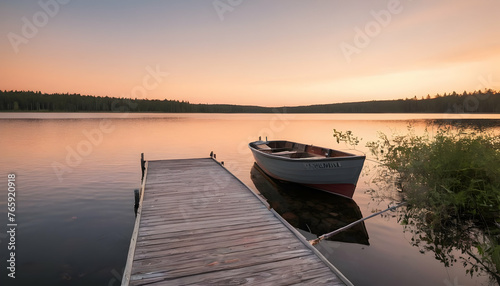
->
<box><xmin>248</xmin><ymin>140</ymin><xmax>365</xmax><ymax>198</ymax></box>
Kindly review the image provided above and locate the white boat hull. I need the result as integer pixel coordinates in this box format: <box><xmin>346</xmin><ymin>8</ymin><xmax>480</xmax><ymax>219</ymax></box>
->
<box><xmin>249</xmin><ymin>140</ymin><xmax>365</xmax><ymax>198</ymax></box>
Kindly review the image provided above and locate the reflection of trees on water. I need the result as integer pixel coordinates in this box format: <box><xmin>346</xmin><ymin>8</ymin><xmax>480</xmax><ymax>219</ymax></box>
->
<box><xmin>427</xmin><ymin>119</ymin><xmax>500</xmax><ymax>130</ymax></box>
<box><xmin>369</xmin><ymin>175</ymin><xmax>500</xmax><ymax>284</ymax></box>
<box><xmin>400</xmin><ymin>205</ymin><xmax>500</xmax><ymax>284</ymax></box>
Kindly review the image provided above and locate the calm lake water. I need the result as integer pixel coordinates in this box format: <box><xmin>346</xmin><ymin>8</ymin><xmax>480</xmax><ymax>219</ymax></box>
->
<box><xmin>0</xmin><ymin>113</ymin><xmax>499</xmax><ymax>286</ymax></box>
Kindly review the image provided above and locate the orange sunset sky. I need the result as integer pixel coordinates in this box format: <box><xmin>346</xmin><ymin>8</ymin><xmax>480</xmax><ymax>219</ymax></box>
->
<box><xmin>1</xmin><ymin>0</ymin><xmax>500</xmax><ymax>107</ymax></box>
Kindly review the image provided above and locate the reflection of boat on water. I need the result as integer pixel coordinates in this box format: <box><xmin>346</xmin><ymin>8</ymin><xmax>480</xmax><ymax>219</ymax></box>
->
<box><xmin>248</xmin><ymin>140</ymin><xmax>365</xmax><ymax>198</ymax></box>
<box><xmin>251</xmin><ymin>164</ymin><xmax>369</xmax><ymax>245</ymax></box>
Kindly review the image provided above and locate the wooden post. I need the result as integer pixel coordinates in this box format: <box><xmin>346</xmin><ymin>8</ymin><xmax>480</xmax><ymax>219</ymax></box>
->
<box><xmin>140</xmin><ymin>153</ymin><xmax>145</xmax><ymax>180</ymax></box>
<box><xmin>134</xmin><ymin>189</ymin><xmax>140</xmax><ymax>216</ymax></box>
<box><xmin>134</xmin><ymin>189</ymin><xmax>140</xmax><ymax>206</ymax></box>
<box><xmin>326</xmin><ymin>150</ymin><xmax>332</xmax><ymax>157</ymax></box>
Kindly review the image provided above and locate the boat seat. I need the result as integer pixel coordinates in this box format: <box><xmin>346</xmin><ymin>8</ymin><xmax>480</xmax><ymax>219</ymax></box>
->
<box><xmin>270</xmin><ymin>148</ymin><xmax>291</xmax><ymax>152</ymax></box>
<box><xmin>271</xmin><ymin>150</ymin><xmax>298</xmax><ymax>156</ymax></box>
<box><xmin>256</xmin><ymin>145</ymin><xmax>291</xmax><ymax>152</ymax></box>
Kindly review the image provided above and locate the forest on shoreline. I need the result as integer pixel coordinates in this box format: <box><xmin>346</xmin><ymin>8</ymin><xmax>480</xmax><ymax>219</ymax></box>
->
<box><xmin>1</xmin><ymin>89</ymin><xmax>500</xmax><ymax>113</ymax></box>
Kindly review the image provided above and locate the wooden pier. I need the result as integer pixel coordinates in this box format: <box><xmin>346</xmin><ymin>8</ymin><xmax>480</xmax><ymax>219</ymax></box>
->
<box><xmin>122</xmin><ymin>157</ymin><xmax>352</xmax><ymax>285</ymax></box>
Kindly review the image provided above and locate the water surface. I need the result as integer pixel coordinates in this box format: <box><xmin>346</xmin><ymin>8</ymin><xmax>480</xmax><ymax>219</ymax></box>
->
<box><xmin>0</xmin><ymin>113</ymin><xmax>498</xmax><ymax>285</ymax></box>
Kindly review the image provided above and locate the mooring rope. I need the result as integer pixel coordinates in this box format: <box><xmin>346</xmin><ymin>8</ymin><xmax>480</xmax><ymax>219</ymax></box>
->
<box><xmin>309</xmin><ymin>201</ymin><xmax>408</xmax><ymax>246</ymax></box>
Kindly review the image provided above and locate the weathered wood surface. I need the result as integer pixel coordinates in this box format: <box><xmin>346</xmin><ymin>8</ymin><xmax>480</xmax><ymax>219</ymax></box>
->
<box><xmin>123</xmin><ymin>158</ymin><xmax>350</xmax><ymax>286</ymax></box>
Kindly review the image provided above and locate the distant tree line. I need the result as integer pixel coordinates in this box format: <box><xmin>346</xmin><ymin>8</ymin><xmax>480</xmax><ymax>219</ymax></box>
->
<box><xmin>0</xmin><ymin>90</ymin><xmax>271</xmax><ymax>113</ymax></box>
<box><xmin>287</xmin><ymin>90</ymin><xmax>500</xmax><ymax>113</ymax></box>
<box><xmin>1</xmin><ymin>89</ymin><xmax>499</xmax><ymax>113</ymax></box>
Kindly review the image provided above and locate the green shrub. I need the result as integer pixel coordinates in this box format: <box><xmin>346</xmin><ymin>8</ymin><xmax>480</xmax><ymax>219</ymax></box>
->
<box><xmin>366</xmin><ymin>126</ymin><xmax>500</xmax><ymax>281</ymax></box>
<box><xmin>367</xmin><ymin>126</ymin><xmax>500</xmax><ymax>224</ymax></box>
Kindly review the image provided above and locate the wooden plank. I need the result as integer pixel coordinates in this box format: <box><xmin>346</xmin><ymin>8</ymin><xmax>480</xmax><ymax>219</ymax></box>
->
<box><xmin>136</xmin><ymin>214</ymin><xmax>274</xmax><ymax>234</ymax></box>
<box><xmin>133</xmin><ymin>231</ymin><xmax>300</xmax><ymax>260</ymax></box>
<box><xmin>139</xmin><ymin>199</ymin><xmax>265</xmax><ymax>212</ymax></box>
<box><xmin>135</xmin><ymin>223</ymin><xmax>286</xmax><ymax>248</ymax></box>
<box><xmin>139</xmin><ymin>203</ymin><xmax>267</xmax><ymax>218</ymax></box>
<box><xmin>139</xmin><ymin>210</ymin><xmax>272</xmax><ymax>226</ymax></box>
<box><xmin>123</xmin><ymin>157</ymin><xmax>352</xmax><ymax>286</ymax></box>
<box><xmin>143</xmin><ymin>256</ymin><xmax>341</xmax><ymax>286</ymax></box>
<box><xmin>131</xmin><ymin>248</ymin><xmax>314</xmax><ymax>280</ymax></box>
<box><xmin>135</xmin><ymin>220</ymin><xmax>284</xmax><ymax>242</ymax></box>
<box><xmin>134</xmin><ymin>258</ymin><xmax>341</xmax><ymax>286</ymax></box>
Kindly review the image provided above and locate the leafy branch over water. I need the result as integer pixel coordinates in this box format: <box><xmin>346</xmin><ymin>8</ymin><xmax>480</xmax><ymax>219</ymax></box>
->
<box><xmin>365</xmin><ymin>126</ymin><xmax>500</xmax><ymax>282</ymax></box>
<box><xmin>333</xmin><ymin>129</ymin><xmax>360</xmax><ymax>149</ymax></box>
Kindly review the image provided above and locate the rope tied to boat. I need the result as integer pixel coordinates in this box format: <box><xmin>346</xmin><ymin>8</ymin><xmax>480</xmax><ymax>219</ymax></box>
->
<box><xmin>309</xmin><ymin>201</ymin><xmax>408</xmax><ymax>246</ymax></box>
